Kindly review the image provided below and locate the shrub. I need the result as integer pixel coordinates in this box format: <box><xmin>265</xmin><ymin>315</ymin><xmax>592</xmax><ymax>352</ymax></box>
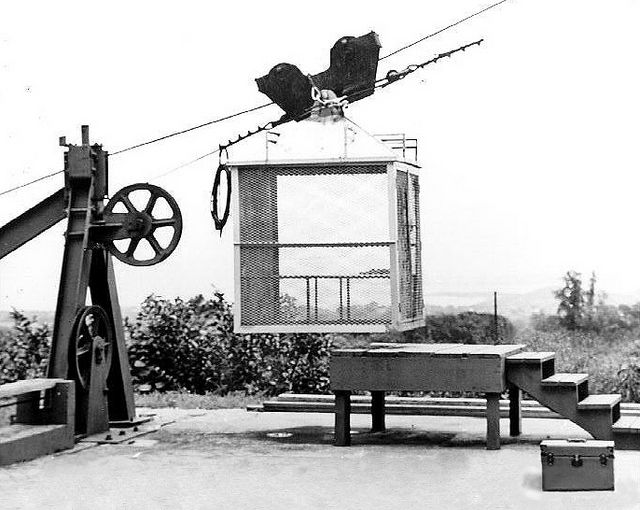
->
<box><xmin>0</xmin><ymin>311</ymin><xmax>50</xmax><ymax>384</ymax></box>
<box><xmin>406</xmin><ymin>312</ymin><xmax>514</xmax><ymax>344</ymax></box>
<box><xmin>617</xmin><ymin>361</ymin><xmax>640</xmax><ymax>403</ymax></box>
<box><xmin>125</xmin><ymin>292</ymin><xmax>332</xmax><ymax>395</ymax></box>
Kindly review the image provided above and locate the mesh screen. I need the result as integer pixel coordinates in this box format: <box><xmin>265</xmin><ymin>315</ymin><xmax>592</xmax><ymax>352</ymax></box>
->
<box><xmin>237</xmin><ymin>164</ymin><xmax>392</xmax><ymax>327</ymax></box>
<box><xmin>396</xmin><ymin>170</ymin><xmax>424</xmax><ymax>321</ymax></box>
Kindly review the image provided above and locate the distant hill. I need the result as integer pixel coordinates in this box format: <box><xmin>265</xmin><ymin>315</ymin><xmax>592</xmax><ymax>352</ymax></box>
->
<box><xmin>425</xmin><ymin>287</ymin><xmax>640</xmax><ymax>323</ymax></box>
<box><xmin>0</xmin><ymin>306</ymin><xmax>140</xmax><ymax>329</ymax></box>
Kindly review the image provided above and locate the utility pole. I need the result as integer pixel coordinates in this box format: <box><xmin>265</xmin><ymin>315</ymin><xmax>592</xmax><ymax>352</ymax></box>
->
<box><xmin>493</xmin><ymin>291</ymin><xmax>498</xmax><ymax>344</ymax></box>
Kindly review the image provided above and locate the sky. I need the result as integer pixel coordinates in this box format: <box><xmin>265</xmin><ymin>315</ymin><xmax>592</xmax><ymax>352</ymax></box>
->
<box><xmin>1</xmin><ymin>0</ymin><xmax>640</xmax><ymax>311</ymax></box>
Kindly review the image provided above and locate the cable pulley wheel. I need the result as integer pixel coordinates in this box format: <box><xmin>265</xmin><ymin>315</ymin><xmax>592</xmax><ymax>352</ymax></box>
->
<box><xmin>104</xmin><ymin>183</ymin><xmax>182</xmax><ymax>266</ymax></box>
<box><xmin>211</xmin><ymin>163</ymin><xmax>231</xmax><ymax>233</ymax></box>
<box><xmin>69</xmin><ymin>306</ymin><xmax>113</xmax><ymax>391</ymax></box>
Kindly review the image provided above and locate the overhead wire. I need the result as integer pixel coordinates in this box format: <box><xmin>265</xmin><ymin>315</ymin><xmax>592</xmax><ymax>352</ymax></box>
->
<box><xmin>1</xmin><ymin>3</ymin><xmax>506</xmax><ymax>196</ymax></box>
<box><xmin>0</xmin><ymin>170</ymin><xmax>63</xmax><ymax>198</ymax></box>
<box><xmin>150</xmin><ymin>38</ymin><xmax>483</xmax><ymax>185</ymax></box>
<box><xmin>115</xmin><ymin>1</ymin><xmax>511</xmax><ymax>158</ymax></box>
<box><xmin>380</xmin><ymin>0</ymin><xmax>508</xmax><ymax>60</ymax></box>
<box><xmin>110</xmin><ymin>101</ymin><xmax>274</xmax><ymax>156</ymax></box>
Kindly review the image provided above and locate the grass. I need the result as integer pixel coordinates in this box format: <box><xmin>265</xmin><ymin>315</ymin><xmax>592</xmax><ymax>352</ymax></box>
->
<box><xmin>134</xmin><ymin>390</ymin><xmax>264</xmax><ymax>409</ymax></box>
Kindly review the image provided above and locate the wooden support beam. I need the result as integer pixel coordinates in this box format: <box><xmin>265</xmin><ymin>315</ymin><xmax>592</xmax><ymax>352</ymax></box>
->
<box><xmin>371</xmin><ymin>391</ymin><xmax>386</xmax><ymax>432</ymax></box>
<box><xmin>509</xmin><ymin>383</ymin><xmax>522</xmax><ymax>436</ymax></box>
<box><xmin>0</xmin><ymin>188</ymin><xmax>66</xmax><ymax>260</ymax></box>
<box><xmin>334</xmin><ymin>391</ymin><xmax>351</xmax><ymax>446</ymax></box>
<box><xmin>486</xmin><ymin>392</ymin><xmax>501</xmax><ymax>450</ymax></box>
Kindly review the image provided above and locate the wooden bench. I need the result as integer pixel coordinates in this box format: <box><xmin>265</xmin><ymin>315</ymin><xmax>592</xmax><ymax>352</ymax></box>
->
<box><xmin>0</xmin><ymin>379</ymin><xmax>75</xmax><ymax>465</ymax></box>
<box><xmin>330</xmin><ymin>343</ymin><xmax>525</xmax><ymax>450</ymax></box>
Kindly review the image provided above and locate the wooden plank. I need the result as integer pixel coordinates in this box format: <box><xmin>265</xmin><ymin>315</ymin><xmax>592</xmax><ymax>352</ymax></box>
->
<box><xmin>506</xmin><ymin>351</ymin><xmax>556</xmax><ymax>363</ymax></box>
<box><xmin>612</xmin><ymin>416</ymin><xmax>640</xmax><ymax>433</ymax></box>
<box><xmin>259</xmin><ymin>400</ymin><xmax>568</xmax><ymax>419</ymax></box>
<box><xmin>274</xmin><ymin>394</ymin><xmax>554</xmax><ymax>409</ymax></box>
<box><xmin>330</xmin><ymin>356</ymin><xmax>507</xmax><ymax>392</ymax></box>
<box><xmin>578</xmin><ymin>394</ymin><xmax>622</xmax><ymax>410</ymax></box>
<box><xmin>541</xmin><ymin>373</ymin><xmax>589</xmax><ymax>386</ymax></box>
<box><xmin>467</xmin><ymin>344</ymin><xmax>525</xmax><ymax>358</ymax></box>
<box><xmin>0</xmin><ymin>379</ymin><xmax>63</xmax><ymax>399</ymax></box>
<box><xmin>335</xmin><ymin>343</ymin><xmax>523</xmax><ymax>358</ymax></box>
<box><xmin>369</xmin><ymin>343</ymin><xmax>462</xmax><ymax>353</ymax></box>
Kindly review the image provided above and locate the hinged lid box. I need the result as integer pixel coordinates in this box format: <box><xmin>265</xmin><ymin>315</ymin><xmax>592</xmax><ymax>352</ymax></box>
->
<box><xmin>540</xmin><ymin>439</ymin><xmax>614</xmax><ymax>491</ymax></box>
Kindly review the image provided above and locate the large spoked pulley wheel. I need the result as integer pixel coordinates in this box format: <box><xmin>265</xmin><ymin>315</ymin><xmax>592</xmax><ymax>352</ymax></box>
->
<box><xmin>70</xmin><ymin>306</ymin><xmax>114</xmax><ymax>391</ymax></box>
<box><xmin>103</xmin><ymin>183</ymin><xmax>183</xmax><ymax>266</ymax></box>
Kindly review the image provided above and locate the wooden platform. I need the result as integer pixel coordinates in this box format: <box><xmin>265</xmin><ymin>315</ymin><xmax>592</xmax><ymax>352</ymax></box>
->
<box><xmin>330</xmin><ymin>343</ymin><xmax>525</xmax><ymax>450</ymax></box>
<box><xmin>0</xmin><ymin>379</ymin><xmax>75</xmax><ymax>465</ymax></box>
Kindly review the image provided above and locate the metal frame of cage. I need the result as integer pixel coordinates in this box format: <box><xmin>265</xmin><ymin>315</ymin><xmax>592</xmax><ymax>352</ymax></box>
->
<box><xmin>230</xmin><ymin>155</ymin><xmax>424</xmax><ymax>334</ymax></box>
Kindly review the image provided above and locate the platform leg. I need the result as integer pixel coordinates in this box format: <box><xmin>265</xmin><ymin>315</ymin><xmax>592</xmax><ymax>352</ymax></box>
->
<box><xmin>508</xmin><ymin>383</ymin><xmax>521</xmax><ymax>437</ymax></box>
<box><xmin>371</xmin><ymin>391</ymin><xmax>386</xmax><ymax>432</ymax></box>
<box><xmin>334</xmin><ymin>391</ymin><xmax>351</xmax><ymax>446</ymax></box>
<box><xmin>486</xmin><ymin>392</ymin><xmax>501</xmax><ymax>450</ymax></box>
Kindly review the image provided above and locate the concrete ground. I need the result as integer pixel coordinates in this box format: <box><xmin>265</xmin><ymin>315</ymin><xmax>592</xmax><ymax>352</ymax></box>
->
<box><xmin>1</xmin><ymin>409</ymin><xmax>640</xmax><ymax>510</ymax></box>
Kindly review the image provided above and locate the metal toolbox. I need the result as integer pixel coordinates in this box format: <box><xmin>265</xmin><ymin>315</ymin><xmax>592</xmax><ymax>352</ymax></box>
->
<box><xmin>540</xmin><ymin>439</ymin><xmax>614</xmax><ymax>491</ymax></box>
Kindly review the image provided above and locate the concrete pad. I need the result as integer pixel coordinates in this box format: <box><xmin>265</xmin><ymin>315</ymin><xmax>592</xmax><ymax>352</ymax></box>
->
<box><xmin>1</xmin><ymin>408</ymin><xmax>639</xmax><ymax>509</ymax></box>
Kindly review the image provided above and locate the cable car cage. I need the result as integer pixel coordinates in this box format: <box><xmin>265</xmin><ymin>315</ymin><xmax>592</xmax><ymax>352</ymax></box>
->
<box><xmin>229</xmin><ymin>115</ymin><xmax>424</xmax><ymax>334</ymax></box>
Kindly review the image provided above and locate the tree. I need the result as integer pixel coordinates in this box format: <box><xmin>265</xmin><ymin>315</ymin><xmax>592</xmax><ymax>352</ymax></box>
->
<box><xmin>554</xmin><ymin>270</ymin><xmax>585</xmax><ymax>330</ymax></box>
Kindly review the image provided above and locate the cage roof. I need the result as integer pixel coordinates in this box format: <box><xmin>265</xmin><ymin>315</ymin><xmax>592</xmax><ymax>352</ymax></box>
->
<box><xmin>228</xmin><ymin>111</ymin><xmax>400</xmax><ymax>166</ymax></box>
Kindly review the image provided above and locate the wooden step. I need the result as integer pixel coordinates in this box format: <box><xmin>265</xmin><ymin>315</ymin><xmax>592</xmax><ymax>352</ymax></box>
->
<box><xmin>506</xmin><ymin>351</ymin><xmax>555</xmax><ymax>364</ymax></box>
<box><xmin>541</xmin><ymin>373</ymin><xmax>588</xmax><ymax>387</ymax></box>
<box><xmin>0</xmin><ymin>378</ymin><xmax>64</xmax><ymax>400</ymax></box>
<box><xmin>613</xmin><ymin>415</ymin><xmax>640</xmax><ymax>432</ymax></box>
<box><xmin>578</xmin><ymin>394</ymin><xmax>621</xmax><ymax>410</ymax></box>
<box><xmin>613</xmin><ymin>416</ymin><xmax>640</xmax><ymax>450</ymax></box>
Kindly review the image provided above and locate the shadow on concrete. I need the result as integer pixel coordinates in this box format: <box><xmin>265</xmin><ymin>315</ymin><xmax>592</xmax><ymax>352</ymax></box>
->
<box><xmin>244</xmin><ymin>426</ymin><xmax>547</xmax><ymax>449</ymax></box>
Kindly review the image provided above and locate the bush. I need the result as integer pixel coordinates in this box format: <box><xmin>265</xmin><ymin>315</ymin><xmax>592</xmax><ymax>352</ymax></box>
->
<box><xmin>0</xmin><ymin>311</ymin><xmax>50</xmax><ymax>384</ymax></box>
<box><xmin>406</xmin><ymin>312</ymin><xmax>514</xmax><ymax>344</ymax></box>
<box><xmin>125</xmin><ymin>292</ymin><xmax>332</xmax><ymax>396</ymax></box>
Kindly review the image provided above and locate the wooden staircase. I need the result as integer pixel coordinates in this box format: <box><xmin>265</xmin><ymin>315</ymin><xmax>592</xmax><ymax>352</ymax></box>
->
<box><xmin>505</xmin><ymin>351</ymin><xmax>639</xmax><ymax>448</ymax></box>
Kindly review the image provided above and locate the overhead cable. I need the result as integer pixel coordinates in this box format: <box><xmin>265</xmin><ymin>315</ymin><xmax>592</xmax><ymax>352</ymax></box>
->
<box><xmin>151</xmin><ymin>39</ymin><xmax>482</xmax><ymax>183</ymax></box>
<box><xmin>0</xmin><ymin>170</ymin><xmax>63</xmax><ymax>198</ymax></box>
<box><xmin>110</xmin><ymin>102</ymin><xmax>274</xmax><ymax>156</ymax></box>
<box><xmin>380</xmin><ymin>0</ymin><xmax>508</xmax><ymax>60</ymax></box>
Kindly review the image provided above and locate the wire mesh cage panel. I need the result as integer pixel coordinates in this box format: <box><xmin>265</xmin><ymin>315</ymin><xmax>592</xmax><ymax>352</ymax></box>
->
<box><xmin>396</xmin><ymin>170</ymin><xmax>423</xmax><ymax>322</ymax></box>
<box><xmin>232</xmin><ymin>159</ymin><xmax>423</xmax><ymax>333</ymax></box>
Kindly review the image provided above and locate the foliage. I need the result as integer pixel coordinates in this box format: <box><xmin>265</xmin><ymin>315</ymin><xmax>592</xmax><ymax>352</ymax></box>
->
<box><xmin>125</xmin><ymin>293</ymin><xmax>332</xmax><ymax>396</ymax></box>
<box><xmin>405</xmin><ymin>312</ymin><xmax>515</xmax><ymax>344</ymax></box>
<box><xmin>617</xmin><ymin>361</ymin><xmax>640</xmax><ymax>403</ymax></box>
<box><xmin>0</xmin><ymin>311</ymin><xmax>51</xmax><ymax>384</ymax></box>
<box><xmin>554</xmin><ymin>270</ymin><xmax>585</xmax><ymax>330</ymax></box>
<box><xmin>546</xmin><ymin>270</ymin><xmax>640</xmax><ymax>333</ymax></box>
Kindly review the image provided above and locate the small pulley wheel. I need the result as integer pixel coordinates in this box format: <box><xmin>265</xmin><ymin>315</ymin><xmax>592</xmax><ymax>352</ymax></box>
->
<box><xmin>104</xmin><ymin>183</ymin><xmax>183</xmax><ymax>266</ymax></box>
<box><xmin>69</xmin><ymin>306</ymin><xmax>113</xmax><ymax>391</ymax></box>
<box><xmin>211</xmin><ymin>163</ymin><xmax>231</xmax><ymax>233</ymax></box>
